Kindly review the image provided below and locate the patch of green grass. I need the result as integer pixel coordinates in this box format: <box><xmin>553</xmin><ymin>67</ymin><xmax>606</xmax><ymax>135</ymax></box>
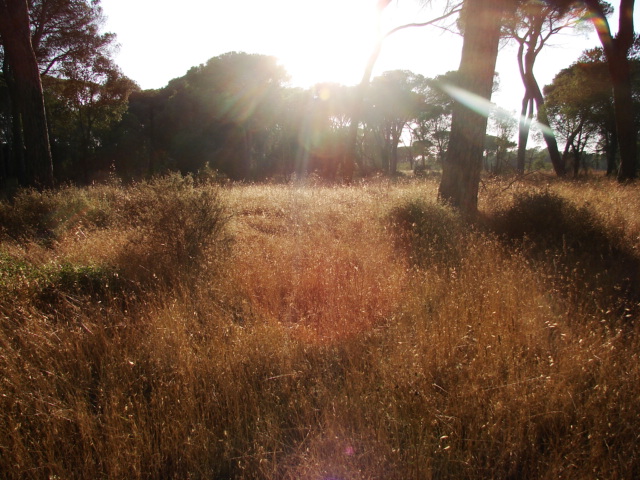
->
<box><xmin>0</xmin><ymin>251</ymin><xmax>122</xmax><ymax>304</ymax></box>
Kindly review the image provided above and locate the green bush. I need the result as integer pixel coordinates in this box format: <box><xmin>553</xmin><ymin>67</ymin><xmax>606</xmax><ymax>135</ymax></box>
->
<box><xmin>0</xmin><ymin>251</ymin><xmax>122</xmax><ymax>307</ymax></box>
<box><xmin>43</xmin><ymin>263</ymin><xmax>122</xmax><ymax>296</ymax></box>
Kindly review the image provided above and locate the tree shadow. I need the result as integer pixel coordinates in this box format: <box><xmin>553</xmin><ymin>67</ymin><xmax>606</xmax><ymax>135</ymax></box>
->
<box><xmin>484</xmin><ymin>190</ymin><xmax>640</xmax><ymax>321</ymax></box>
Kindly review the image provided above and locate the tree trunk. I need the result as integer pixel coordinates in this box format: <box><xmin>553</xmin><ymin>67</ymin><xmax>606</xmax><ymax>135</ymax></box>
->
<box><xmin>389</xmin><ymin>125</ymin><xmax>402</xmax><ymax>175</ymax></box>
<box><xmin>523</xmin><ymin>55</ymin><xmax>564</xmax><ymax>175</ymax></box>
<box><xmin>572</xmin><ymin>144</ymin><xmax>580</xmax><ymax>177</ymax></box>
<box><xmin>605</xmin><ymin>129</ymin><xmax>618</xmax><ymax>176</ymax></box>
<box><xmin>0</xmin><ymin>0</ymin><xmax>53</xmax><ymax>188</ymax></box>
<box><xmin>534</xmin><ymin>99</ymin><xmax>565</xmax><ymax>176</ymax></box>
<box><xmin>516</xmin><ymin>95</ymin><xmax>534</xmax><ymax>174</ymax></box>
<box><xmin>608</xmin><ymin>50</ymin><xmax>637</xmax><ymax>181</ymax></box>
<box><xmin>2</xmin><ymin>64</ymin><xmax>26</xmax><ymax>183</ymax></box>
<box><xmin>439</xmin><ymin>0</ymin><xmax>511</xmax><ymax>213</ymax></box>
<box><xmin>514</xmin><ymin>13</ymin><xmax>566</xmax><ymax>177</ymax></box>
<box><xmin>584</xmin><ymin>0</ymin><xmax>636</xmax><ymax>181</ymax></box>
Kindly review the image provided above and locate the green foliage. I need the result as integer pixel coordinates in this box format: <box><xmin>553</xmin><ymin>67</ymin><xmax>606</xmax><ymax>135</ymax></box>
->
<box><xmin>388</xmin><ymin>199</ymin><xmax>466</xmax><ymax>268</ymax></box>
<box><xmin>0</xmin><ymin>0</ymin><xmax>129</xmax><ymax>187</ymax></box>
<box><xmin>43</xmin><ymin>262</ymin><xmax>121</xmax><ymax>296</ymax></box>
<box><xmin>542</xmin><ymin>49</ymin><xmax>640</xmax><ymax>175</ymax></box>
<box><xmin>0</xmin><ymin>251</ymin><xmax>121</xmax><ymax>305</ymax></box>
<box><xmin>364</xmin><ymin>70</ymin><xmax>428</xmax><ymax>174</ymax></box>
<box><xmin>113</xmin><ymin>52</ymin><xmax>291</xmax><ymax>181</ymax></box>
<box><xmin>44</xmin><ymin>63</ymin><xmax>137</xmax><ymax>183</ymax></box>
<box><xmin>0</xmin><ymin>252</ymin><xmax>36</xmax><ymax>290</ymax></box>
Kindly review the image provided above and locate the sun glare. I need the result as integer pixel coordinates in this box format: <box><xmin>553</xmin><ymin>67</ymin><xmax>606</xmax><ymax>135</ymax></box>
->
<box><xmin>275</xmin><ymin>1</ymin><xmax>379</xmax><ymax>87</ymax></box>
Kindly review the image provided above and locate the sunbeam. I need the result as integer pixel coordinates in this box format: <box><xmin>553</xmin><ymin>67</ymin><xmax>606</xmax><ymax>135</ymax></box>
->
<box><xmin>439</xmin><ymin>82</ymin><xmax>556</xmax><ymax>138</ymax></box>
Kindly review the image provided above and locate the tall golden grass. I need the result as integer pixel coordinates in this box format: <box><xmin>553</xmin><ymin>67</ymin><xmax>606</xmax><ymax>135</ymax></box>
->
<box><xmin>1</xmin><ymin>174</ymin><xmax>639</xmax><ymax>479</ymax></box>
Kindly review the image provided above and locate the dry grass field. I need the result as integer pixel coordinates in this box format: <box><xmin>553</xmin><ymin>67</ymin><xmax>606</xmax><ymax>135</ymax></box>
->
<box><xmin>1</xmin><ymin>173</ymin><xmax>639</xmax><ymax>479</ymax></box>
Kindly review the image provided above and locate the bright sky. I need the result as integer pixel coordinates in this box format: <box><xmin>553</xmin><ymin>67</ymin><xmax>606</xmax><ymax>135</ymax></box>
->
<box><xmin>99</xmin><ymin>0</ymin><xmax>619</xmax><ymax>113</ymax></box>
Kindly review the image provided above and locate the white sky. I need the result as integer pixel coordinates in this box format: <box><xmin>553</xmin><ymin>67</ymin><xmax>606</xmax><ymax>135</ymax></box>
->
<box><xmin>99</xmin><ymin>0</ymin><xmax>625</xmax><ymax>114</ymax></box>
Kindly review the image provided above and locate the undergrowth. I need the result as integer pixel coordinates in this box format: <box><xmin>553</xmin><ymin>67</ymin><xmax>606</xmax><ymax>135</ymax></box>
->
<box><xmin>1</xmin><ymin>175</ymin><xmax>639</xmax><ymax>479</ymax></box>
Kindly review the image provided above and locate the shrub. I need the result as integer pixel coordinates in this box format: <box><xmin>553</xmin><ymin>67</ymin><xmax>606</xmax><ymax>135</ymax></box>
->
<box><xmin>114</xmin><ymin>173</ymin><xmax>230</xmax><ymax>287</ymax></box>
<box><xmin>0</xmin><ymin>187</ymin><xmax>113</xmax><ymax>245</ymax></box>
<box><xmin>489</xmin><ymin>190</ymin><xmax>610</xmax><ymax>250</ymax></box>
<box><xmin>388</xmin><ymin>199</ymin><xmax>466</xmax><ymax>269</ymax></box>
<box><xmin>40</xmin><ymin>263</ymin><xmax>123</xmax><ymax>300</ymax></box>
<box><xmin>489</xmin><ymin>190</ymin><xmax>640</xmax><ymax>315</ymax></box>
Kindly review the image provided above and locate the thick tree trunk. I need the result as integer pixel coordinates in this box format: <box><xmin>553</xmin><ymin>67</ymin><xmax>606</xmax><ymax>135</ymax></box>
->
<box><xmin>2</xmin><ymin>61</ymin><xmax>26</xmax><ymax>183</ymax></box>
<box><xmin>439</xmin><ymin>0</ymin><xmax>511</xmax><ymax>213</ymax></box>
<box><xmin>584</xmin><ymin>0</ymin><xmax>636</xmax><ymax>181</ymax></box>
<box><xmin>0</xmin><ymin>0</ymin><xmax>53</xmax><ymax>188</ymax></box>
<box><xmin>608</xmin><ymin>51</ymin><xmax>637</xmax><ymax>181</ymax></box>
<box><xmin>3</xmin><ymin>65</ymin><xmax>26</xmax><ymax>183</ymax></box>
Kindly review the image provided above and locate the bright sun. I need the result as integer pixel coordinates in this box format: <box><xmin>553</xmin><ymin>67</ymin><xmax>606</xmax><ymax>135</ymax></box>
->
<box><xmin>101</xmin><ymin>0</ymin><xmax>453</xmax><ymax>91</ymax></box>
<box><xmin>274</xmin><ymin>1</ymin><xmax>380</xmax><ymax>87</ymax></box>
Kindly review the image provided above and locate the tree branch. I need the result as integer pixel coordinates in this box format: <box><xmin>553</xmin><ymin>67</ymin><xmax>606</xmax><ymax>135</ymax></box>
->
<box><xmin>382</xmin><ymin>5</ymin><xmax>463</xmax><ymax>40</ymax></box>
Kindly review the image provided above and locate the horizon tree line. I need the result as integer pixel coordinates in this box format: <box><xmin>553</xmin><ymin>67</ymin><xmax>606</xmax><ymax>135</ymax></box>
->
<box><xmin>0</xmin><ymin>0</ymin><xmax>637</xmax><ymax>203</ymax></box>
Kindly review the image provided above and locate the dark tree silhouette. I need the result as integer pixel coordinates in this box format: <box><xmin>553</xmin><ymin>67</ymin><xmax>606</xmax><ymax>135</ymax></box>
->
<box><xmin>581</xmin><ymin>0</ymin><xmax>637</xmax><ymax>180</ymax></box>
<box><xmin>1</xmin><ymin>0</ymin><xmax>118</xmax><ymax>187</ymax></box>
<box><xmin>0</xmin><ymin>0</ymin><xmax>53</xmax><ymax>187</ymax></box>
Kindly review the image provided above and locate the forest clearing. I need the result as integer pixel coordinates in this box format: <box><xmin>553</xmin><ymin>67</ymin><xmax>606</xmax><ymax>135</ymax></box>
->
<box><xmin>1</xmin><ymin>174</ymin><xmax>639</xmax><ymax>479</ymax></box>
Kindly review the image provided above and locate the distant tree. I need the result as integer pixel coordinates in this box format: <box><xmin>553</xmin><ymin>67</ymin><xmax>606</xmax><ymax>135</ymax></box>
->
<box><xmin>439</xmin><ymin>0</ymin><xmax>517</xmax><ymax>213</ymax></box>
<box><xmin>0</xmin><ymin>0</ymin><xmax>53</xmax><ymax>187</ymax></box>
<box><xmin>115</xmin><ymin>88</ymin><xmax>168</xmax><ymax>178</ymax></box>
<box><xmin>526</xmin><ymin>146</ymin><xmax>552</xmax><ymax>170</ymax></box>
<box><xmin>504</xmin><ymin>0</ymin><xmax>586</xmax><ymax>176</ymax></box>
<box><xmin>295</xmin><ymin>83</ymin><xmax>352</xmax><ymax>180</ymax></box>
<box><xmin>45</xmin><ymin>58</ymin><xmax>136</xmax><ymax>182</ymax></box>
<box><xmin>487</xmin><ymin>112</ymin><xmax>517</xmax><ymax>174</ymax></box>
<box><xmin>363</xmin><ymin>70</ymin><xmax>426</xmax><ymax>174</ymax></box>
<box><xmin>411</xmin><ymin>72</ymin><xmax>458</xmax><ymax>167</ymax></box>
<box><xmin>544</xmin><ymin>47</ymin><xmax>639</xmax><ymax>176</ymax></box>
<box><xmin>343</xmin><ymin>0</ymin><xmax>463</xmax><ymax>181</ymax></box>
<box><xmin>119</xmin><ymin>53</ymin><xmax>290</xmax><ymax>181</ymax></box>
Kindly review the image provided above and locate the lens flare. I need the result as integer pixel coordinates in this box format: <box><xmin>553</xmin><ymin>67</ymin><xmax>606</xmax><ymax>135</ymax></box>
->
<box><xmin>438</xmin><ymin>82</ymin><xmax>556</xmax><ymax>138</ymax></box>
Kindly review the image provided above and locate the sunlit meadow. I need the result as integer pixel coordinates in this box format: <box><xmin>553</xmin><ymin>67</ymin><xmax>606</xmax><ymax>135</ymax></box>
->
<box><xmin>1</xmin><ymin>174</ymin><xmax>639</xmax><ymax>478</ymax></box>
